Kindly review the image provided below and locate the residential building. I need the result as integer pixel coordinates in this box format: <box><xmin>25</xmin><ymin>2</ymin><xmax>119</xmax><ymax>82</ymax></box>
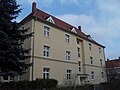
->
<box><xmin>1</xmin><ymin>2</ymin><xmax>106</xmax><ymax>85</ymax></box>
<box><xmin>106</xmin><ymin>57</ymin><xmax>120</xmax><ymax>81</ymax></box>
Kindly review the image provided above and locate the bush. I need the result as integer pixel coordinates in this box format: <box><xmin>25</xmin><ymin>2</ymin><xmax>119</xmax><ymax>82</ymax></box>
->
<box><xmin>0</xmin><ymin>79</ymin><xmax>58</xmax><ymax>90</ymax></box>
<box><xmin>100</xmin><ymin>80</ymin><xmax>120</xmax><ymax>90</ymax></box>
<box><xmin>35</xmin><ymin>78</ymin><xmax>58</xmax><ymax>89</ymax></box>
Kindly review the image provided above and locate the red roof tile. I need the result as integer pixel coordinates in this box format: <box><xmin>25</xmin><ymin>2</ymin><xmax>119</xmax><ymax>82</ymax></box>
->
<box><xmin>33</xmin><ymin>9</ymin><xmax>87</xmax><ymax>38</ymax></box>
<box><xmin>106</xmin><ymin>59</ymin><xmax>120</xmax><ymax>68</ymax></box>
<box><xmin>20</xmin><ymin>2</ymin><xmax>105</xmax><ymax>48</ymax></box>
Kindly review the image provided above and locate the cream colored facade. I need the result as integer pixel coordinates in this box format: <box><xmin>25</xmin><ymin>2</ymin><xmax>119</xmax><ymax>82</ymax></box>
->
<box><xmin>18</xmin><ymin>20</ymin><xmax>107</xmax><ymax>85</ymax></box>
<box><xmin>17</xmin><ymin>3</ymin><xmax>107</xmax><ymax>85</ymax></box>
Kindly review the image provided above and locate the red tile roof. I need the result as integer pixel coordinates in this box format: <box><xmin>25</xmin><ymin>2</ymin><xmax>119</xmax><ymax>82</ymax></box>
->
<box><xmin>106</xmin><ymin>59</ymin><xmax>120</xmax><ymax>68</ymax></box>
<box><xmin>33</xmin><ymin>8</ymin><xmax>87</xmax><ymax>38</ymax></box>
<box><xmin>20</xmin><ymin>2</ymin><xmax>105</xmax><ymax>48</ymax></box>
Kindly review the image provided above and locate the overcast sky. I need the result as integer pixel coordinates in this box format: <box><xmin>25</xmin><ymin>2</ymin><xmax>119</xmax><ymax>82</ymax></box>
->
<box><xmin>16</xmin><ymin>0</ymin><xmax>120</xmax><ymax>60</ymax></box>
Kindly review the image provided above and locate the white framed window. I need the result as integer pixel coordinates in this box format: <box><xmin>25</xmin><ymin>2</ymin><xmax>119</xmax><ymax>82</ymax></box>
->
<box><xmin>67</xmin><ymin>69</ymin><xmax>72</xmax><ymax>81</ymax></box>
<box><xmin>44</xmin><ymin>26</ymin><xmax>50</xmax><ymax>37</ymax></box>
<box><xmin>100</xmin><ymin>59</ymin><xmax>102</xmax><ymax>66</ymax></box>
<box><xmin>78</xmin><ymin>61</ymin><xmax>81</xmax><ymax>72</ymax></box>
<box><xmin>99</xmin><ymin>47</ymin><xmax>101</xmax><ymax>53</ymax></box>
<box><xmin>90</xmin><ymin>56</ymin><xmax>93</xmax><ymax>64</ymax></box>
<box><xmin>65</xmin><ymin>34</ymin><xmax>70</xmax><ymax>43</ymax></box>
<box><xmin>66</xmin><ymin>51</ymin><xmax>71</xmax><ymax>61</ymax></box>
<box><xmin>43</xmin><ymin>45</ymin><xmax>50</xmax><ymax>57</ymax></box>
<box><xmin>77</xmin><ymin>47</ymin><xmax>80</xmax><ymax>58</ymax></box>
<box><xmin>89</xmin><ymin>43</ymin><xmax>92</xmax><ymax>51</ymax></box>
<box><xmin>43</xmin><ymin>67</ymin><xmax>50</xmax><ymax>79</ymax></box>
<box><xmin>91</xmin><ymin>71</ymin><xmax>94</xmax><ymax>80</ymax></box>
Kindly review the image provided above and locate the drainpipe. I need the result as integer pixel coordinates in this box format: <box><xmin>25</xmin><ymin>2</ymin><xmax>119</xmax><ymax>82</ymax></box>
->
<box><xmin>31</xmin><ymin>18</ymin><xmax>35</xmax><ymax>81</ymax></box>
<box><xmin>103</xmin><ymin>48</ymin><xmax>107</xmax><ymax>82</ymax></box>
<box><xmin>31</xmin><ymin>2</ymin><xmax>37</xmax><ymax>81</ymax></box>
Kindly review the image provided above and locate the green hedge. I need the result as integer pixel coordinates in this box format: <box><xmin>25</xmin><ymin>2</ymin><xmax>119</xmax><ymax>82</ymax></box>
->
<box><xmin>0</xmin><ymin>79</ymin><xmax>58</xmax><ymax>90</ymax></box>
<box><xmin>100</xmin><ymin>80</ymin><xmax>120</xmax><ymax>90</ymax></box>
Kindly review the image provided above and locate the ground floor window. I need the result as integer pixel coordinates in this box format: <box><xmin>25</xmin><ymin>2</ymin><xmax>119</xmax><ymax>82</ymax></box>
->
<box><xmin>101</xmin><ymin>72</ymin><xmax>104</xmax><ymax>79</ymax></box>
<box><xmin>43</xmin><ymin>67</ymin><xmax>50</xmax><ymax>79</ymax></box>
<box><xmin>67</xmin><ymin>69</ymin><xmax>72</xmax><ymax>81</ymax></box>
<box><xmin>78</xmin><ymin>61</ymin><xmax>81</xmax><ymax>72</ymax></box>
<box><xmin>91</xmin><ymin>71</ymin><xmax>94</xmax><ymax>80</ymax></box>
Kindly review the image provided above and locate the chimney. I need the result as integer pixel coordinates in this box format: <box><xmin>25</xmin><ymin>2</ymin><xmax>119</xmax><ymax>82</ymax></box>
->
<box><xmin>32</xmin><ymin>2</ymin><xmax>36</xmax><ymax>13</ymax></box>
<box><xmin>118</xmin><ymin>57</ymin><xmax>120</xmax><ymax>59</ymax></box>
<box><xmin>78</xmin><ymin>26</ymin><xmax>81</xmax><ymax>31</ymax></box>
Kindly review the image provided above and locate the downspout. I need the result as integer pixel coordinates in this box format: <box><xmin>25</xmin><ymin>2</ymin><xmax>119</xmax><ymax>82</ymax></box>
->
<box><xmin>103</xmin><ymin>48</ymin><xmax>107</xmax><ymax>82</ymax></box>
<box><xmin>31</xmin><ymin>2</ymin><xmax>37</xmax><ymax>81</ymax></box>
<box><xmin>31</xmin><ymin>17</ymin><xmax>36</xmax><ymax>81</ymax></box>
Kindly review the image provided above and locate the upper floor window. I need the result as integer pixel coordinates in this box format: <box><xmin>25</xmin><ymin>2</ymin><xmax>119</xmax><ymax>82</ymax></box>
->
<box><xmin>99</xmin><ymin>47</ymin><xmax>101</xmax><ymax>53</ymax></box>
<box><xmin>90</xmin><ymin>56</ymin><xmax>93</xmax><ymax>64</ymax></box>
<box><xmin>77</xmin><ymin>39</ymin><xmax>79</xmax><ymax>44</ymax></box>
<box><xmin>76</xmin><ymin>38</ymin><xmax>82</xmax><ymax>44</ymax></box>
<box><xmin>65</xmin><ymin>34</ymin><xmax>70</xmax><ymax>43</ymax></box>
<box><xmin>43</xmin><ymin>45</ymin><xmax>50</xmax><ymax>57</ymax></box>
<box><xmin>100</xmin><ymin>59</ymin><xmax>102</xmax><ymax>66</ymax></box>
<box><xmin>66</xmin><ymin>51</ymin><xmax>71</xmax><ymax>61</ymax></box>
<box><xmin>91</xmin><ymin>71</ymin><xmax>94</xmax><ymax>80</ymax></box>
<box><xmin>44</xmin><ymin>26</ymin><xmax>50</xmax><ymax>37</ymax></box>
<box><xmin>77</xmin><ymin>47</ymin><xmax>80</xmax><ymax>58</ymax></box>
<box><xmin>67</xmin><ymin>69</ymin><xmax>72</xmax><ymax>81</ymax></box>
<box><xmin>43</xmin><ymin>67</ymin><xmax>50</xmax><ymax>79</ymax></box>
<box><xmin>89</xmin><ymin>43</ymin><xmax>92</xmax><ymax>51</ymax></box>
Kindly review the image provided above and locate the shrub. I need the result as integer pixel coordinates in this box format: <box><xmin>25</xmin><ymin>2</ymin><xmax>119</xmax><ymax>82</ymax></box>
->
<box><xmin>0</xmin><ymin>79</ymin><xmax>58</xmax><ymax>90</ymax></box>
<box><xmin>35</xmin><ymin>78</ymin><xmax>58</xmax><ymax>89</ymax></box>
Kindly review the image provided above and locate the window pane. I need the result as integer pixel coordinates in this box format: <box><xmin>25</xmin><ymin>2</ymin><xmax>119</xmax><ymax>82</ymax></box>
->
<box><xmin>91</xmin><ymin>71</ymin><xmax>94</xmax><ymax>79</ymax></box>
<box><xmin>66</xmin><ymin>51</ymin><xmax>71</xmax><ymax>60</ymax></box>
<box><xmin>100</xmin><ymin>59</ymin><xmax>102</xmax><ymax>65</ymax></box>
<box><xmin>43</xmin><ymin>68</ymin><xmax>50</xmax><ymax>79</ymax></box>
<box><xmin>44</xmin><ymin>26</ymin><xmax>50</xmax><ymax>37</ymax></box>
<box><xmin>67</xmin><ymin>69</ymin><xmax>72</xmax><ymax>81</ymax></box>
<box><xmin>43</xmin><ymin>45</ymin><xmax>50</xmax><ymax>57</ymax></box>
<box><xmin>78</xmin><ymin>48</ymin><xmax>80</xmax><ymax>58</ymax></box>
<box><xmin>90</xmin><ymin>56</ymin><xmax>93</xmax><ymax>64</ymax></box>
<box><xmin>89</xmin><ymin>43</ymin><xmax>92</xmax><ymax>51</ymax></box>
<box><xmin>99</xmin><ymin>47</ymin><xmax>101</xmax><ymax>53</ymax></box>
<box><xmin>65</xmin><ymin>34</ymin><xmax>70</xmax><ymax>43</ymax></box>
<box><xmin>78</xmin><ymin>61</ymin><xmax>81</xmax><ymax>72</ymax></box>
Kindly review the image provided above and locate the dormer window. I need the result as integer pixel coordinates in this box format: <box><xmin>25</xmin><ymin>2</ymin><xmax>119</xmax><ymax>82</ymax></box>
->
<box><xmin>71</xmin><ymin>28</ymin><xmax>77</xmax><ymax>33</ymax></box>
<box><xmin>46</xmin><ymin>16</ymin><xmax>55</xmax><ymax>24</ymax></box>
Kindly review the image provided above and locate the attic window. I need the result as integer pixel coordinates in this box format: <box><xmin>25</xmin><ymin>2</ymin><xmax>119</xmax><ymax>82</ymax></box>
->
<box><xmin>46</xmin><ymin>16</ymin><xmax>55</xmax><ymax>24</ymax></box>
<box><xmin>71</xmin><ymin>28</ymin><xmax>77</xmax><ymax>33</ymax></box>
<box><xmin>87</xmin><ymin>35</ymin><xmax>92</xmax><ymax>40</ymax></box>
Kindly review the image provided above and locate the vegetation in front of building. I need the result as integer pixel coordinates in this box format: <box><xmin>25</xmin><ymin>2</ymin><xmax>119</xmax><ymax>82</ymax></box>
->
<box><xmin>0</xmin><ymin>79</ymin><xmax>120</xmax><ymax>90</ymax></box>
<box><xmin>0</xmin><ymin>0</ymin><xmax>33</xmax><ymax>80</ymax></box>
<box><xmin>0</xmin><ymin>78</ymin><xmax>58</xmax><ymax>90</ymax></box>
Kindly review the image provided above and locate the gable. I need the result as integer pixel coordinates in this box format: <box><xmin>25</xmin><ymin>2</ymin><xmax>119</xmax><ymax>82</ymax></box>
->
<box><xmin>71</xmin><ymin>28</ymin><xmax>77</xmax><ymax>33</ymax></box>
<box><xmin>46</xmin><ymin>16</ymin><xmax>55</xmax><ymax>24</ymax></box>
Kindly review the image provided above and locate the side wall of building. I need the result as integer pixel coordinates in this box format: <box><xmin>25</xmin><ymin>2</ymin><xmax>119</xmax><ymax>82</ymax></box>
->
<box><xmin>83</xmin><ymin>40</ymin><xmax>106</xmax><ymax>84</ymax></box>
<box><xmin>21</xmin><ymin>18</ymin><xmax>106</xmax><ymax>85</ymax></box>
